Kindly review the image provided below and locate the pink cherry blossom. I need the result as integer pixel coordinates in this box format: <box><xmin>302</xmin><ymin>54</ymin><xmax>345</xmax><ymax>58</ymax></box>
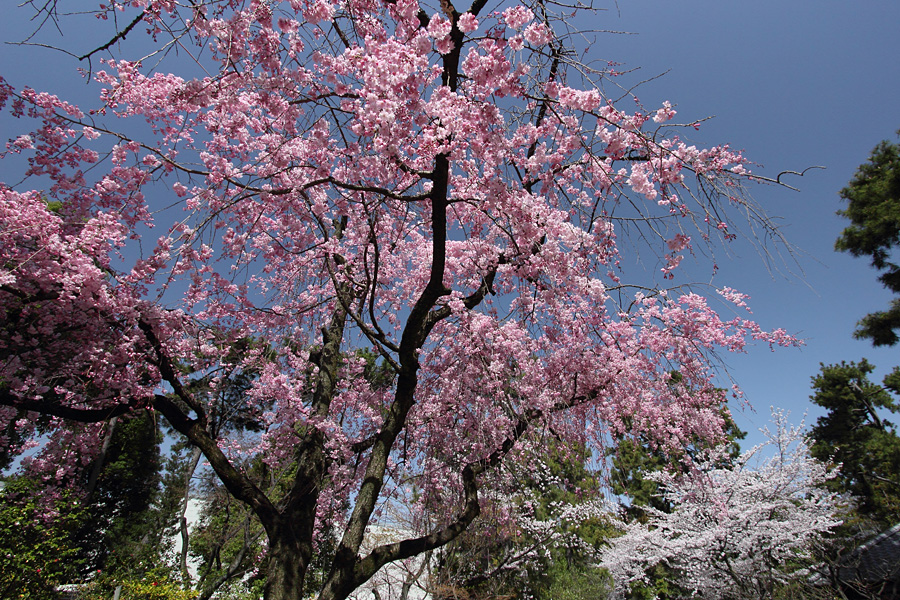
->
<box><xmin>503</xmin><ymin>6</ymin><xmax>534</xmax><ymax>30</ymax></box>
<box><xmin>523</xmin><ymin>22</ymin><xmax>552</xmax><ymax>46</ymax></box>
<box><xmin>653</xmin><ymin>100</ymin><xmax>677</xmax><ymax>123</ymax></box>
<box><xmin>458</xmin><ymin>12</ymin><xmax>479</xmax><ymax>33</ymax></box>
<box><xmin>0</xmin><ymin>2</ymin><xmax>798</xmax><ymax>600</ymax></box>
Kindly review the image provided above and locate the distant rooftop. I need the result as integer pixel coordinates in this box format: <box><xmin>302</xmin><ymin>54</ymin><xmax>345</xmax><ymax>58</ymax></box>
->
<box><xmin>839</xmin><ymin>523</ymin><xmax>900</xmax><ymax>599</ymax></box>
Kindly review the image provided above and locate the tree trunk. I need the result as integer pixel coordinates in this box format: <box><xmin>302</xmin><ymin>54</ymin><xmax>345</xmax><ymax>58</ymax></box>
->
<box><xmin>263</xmin><ymin>528</ymin><xmax>310</xmax><ymax>600</ymax></box>
<box><xmin>84</xmin><ymin>416</ymin><xmax>117</xmax><ymax>499</ymax></box>
<box><xmin>179</xmin><ymin>445</ymin><xmax>203</xmax><ymax>583</ymax></box>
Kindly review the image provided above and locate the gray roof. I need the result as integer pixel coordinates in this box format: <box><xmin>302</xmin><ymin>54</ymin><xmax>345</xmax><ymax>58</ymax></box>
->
<box><xmin>840</xmin><ymin>522</ymin><xmax>900</xmax><ymax>591</ymax></box>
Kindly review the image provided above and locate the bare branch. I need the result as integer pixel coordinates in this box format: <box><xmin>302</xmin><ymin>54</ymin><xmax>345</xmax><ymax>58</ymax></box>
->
<box><xmin>78</xmin><ymin>9</ymin><xmax>148</xmax><ymax>61</ymax></box>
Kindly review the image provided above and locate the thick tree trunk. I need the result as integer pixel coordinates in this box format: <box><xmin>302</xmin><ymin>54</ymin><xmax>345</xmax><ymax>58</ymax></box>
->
<box><xmin>264</xmin><ymin>530</ymin><xmax>310</xmax><ymax>600</ymax></box>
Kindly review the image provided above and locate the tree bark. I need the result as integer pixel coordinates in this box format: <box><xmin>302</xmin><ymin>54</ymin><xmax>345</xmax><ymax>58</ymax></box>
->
<box><xmin>264</xmin><ymin>522</ymin><xmax>312</xmax><ymax>600</ymax></box>
<box><xmin>84</xmin><ymin>416</ymin><xmax>117</xmax><ymax>499</ymax></box>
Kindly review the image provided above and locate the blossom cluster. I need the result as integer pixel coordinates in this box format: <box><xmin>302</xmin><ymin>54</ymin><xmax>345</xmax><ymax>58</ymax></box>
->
<box><xmin>601</xmin><ymin>411</ymin><xmax>845</xmax><ymax>598</ymax></box>
<box><xmin>0</xmin><ymin>1</ymin><xmax>794</xmax><ymax>582</ymax></box>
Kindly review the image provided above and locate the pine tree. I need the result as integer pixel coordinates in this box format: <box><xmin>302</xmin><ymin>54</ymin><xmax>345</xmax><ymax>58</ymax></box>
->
<box><xmin>808</xmin><ymin>360</ymin><xmax>900</xmax><ymax>527</ymax></box>
<box><xmin>836</xmin><ymin>131</ymin><xmax>900</xmax><ymax>346</ymax></box>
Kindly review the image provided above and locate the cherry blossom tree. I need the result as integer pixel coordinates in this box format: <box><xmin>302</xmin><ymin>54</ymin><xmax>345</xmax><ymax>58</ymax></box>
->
<box><xmin>1</xmin><ymin>1</ymin><xmax>796</xmax><ymax>599</ymax></box>
<box><xmin>600</xmin><ymin>411</ymin><xmax>846</xmax><ymax>600</ymax></box>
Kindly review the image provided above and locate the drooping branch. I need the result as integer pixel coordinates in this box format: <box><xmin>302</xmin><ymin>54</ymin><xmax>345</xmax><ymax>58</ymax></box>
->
<box><xmin>139</xmin><ymin>319</ymin><xmax>207</xmax><ymax>424</ymax></box>
<box><xmin>350</xmin><ymin>464</ymin><xmax>482</xmax><ymax>588</ymax></box>
<box><xmin>137</xmin><ymin>320</ymin><xmax>279</xmax><ymax>527</ymax></box>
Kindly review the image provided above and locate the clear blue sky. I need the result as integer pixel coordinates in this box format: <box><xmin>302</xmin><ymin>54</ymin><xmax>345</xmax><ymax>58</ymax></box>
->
<box><xmin>1</xmin><ymin>1</ymin><xmax>898</xmax><ymax>448</ymax></box>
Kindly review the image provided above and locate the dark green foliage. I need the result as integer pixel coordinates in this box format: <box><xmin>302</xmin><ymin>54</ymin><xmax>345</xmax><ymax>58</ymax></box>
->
<box><xmin>355</xmin><ymin>347</ymin><xmax>396</xmax><ymax>391</ymax></box>
<box><xmin>1</xmin><ymin>414</ymin><xmax>180</xmax><ymax>596</ymax></box>
<box><xmin>540</xmin><ymin>558</ymin><xmax>612</xmax><ymax>600</ymax></box>
<box><xmin>75</xmin><ymin>411</ymin><xmax>165</xmax><ymax>575</ymax></box>
<box><xmin>836</xmin><ymin>131</ymin><xmax>900</xmax><ymax>346</ymax></box>
<box><xmin>77</xmin><ymin>568</ymin><xmax>200</xmax><ymax>600</ymax></box>
<box><xmin>177</xmin><ymin>451</ymin><xmax>268</xmax><ymax>597</ymax></box>
<box><xmin>609</xmin><ymin>437</ymin><xmax>672</xmax><ymax>519</ymax></box>
<box><xmin>808</xmin><ymin>360</ymin><xmax>900</xmax><ymax>526</ymax></box>
<box><xmin>0</xmin><ymin>478</ymin><xmax>85</xmax><ymax>599</ymax></box>
<box><xmin>433</xmin><ymin>439</ymin><xmax>611</xmax><ymax>600</ymax></box>
<box><xmin>620</xmin><ymin>565</ymin><xmax>685</xmax><ymax>600</ymax></box>
<box><xmin>298</xmin><ymin>528</ymin><xmax>339</xmax><ymax>600</ymax></box>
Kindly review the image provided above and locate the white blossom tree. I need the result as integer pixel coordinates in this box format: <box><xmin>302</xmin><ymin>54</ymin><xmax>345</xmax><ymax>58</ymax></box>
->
<box><xmin>600</xmin><ymin>410</ymin><xmax>847</xmax><ymax>600</ymax></box>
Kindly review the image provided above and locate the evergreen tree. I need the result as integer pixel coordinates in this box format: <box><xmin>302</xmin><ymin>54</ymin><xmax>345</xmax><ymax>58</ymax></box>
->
<box><xmin>836</xmin><ymin>131</ymin><xmax>900</xmax><ymax>346</ymax></box>
<box><xmin>189</xmin><ymin>461</ymin><xmax>269</xmax><ymax>600</ymax></box>
<box><xmin>75</xmin><ymin>410</ymin><xmax>165</xmax><ymax>575</ymax></box>
<box><xmin>432</xmin><ymin>438</ymin><xmax>612</xmax><ymax>600</ymax></box>
<box><xmin>808</xmin><ymin>360</ymin><xmax>900</xmax><ymax>527</ymax></box>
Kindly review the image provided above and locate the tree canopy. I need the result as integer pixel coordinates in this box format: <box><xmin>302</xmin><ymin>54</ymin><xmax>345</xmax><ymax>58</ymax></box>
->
<box><xmin>0</xmin><ymin>1</ymin><xmax>796</xmax><ymax>599</ymax></box>
<box><xmin>836</xmin><ymin>131</ymin><xmax>900</xmax><ymax>346</ymax></box>
<box><xmin>808</xmin><ymin>360</ymin><xmax>900</xmax><ymax>527</ymax></box>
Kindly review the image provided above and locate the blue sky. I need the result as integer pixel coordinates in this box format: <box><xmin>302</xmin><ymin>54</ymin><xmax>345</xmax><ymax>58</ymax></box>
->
<box><xmin>1</xmin><ymin>1</ymin><xmax>898</xmax><ymax>449</ymax></box>
<box><xmin>595</xmin><ymin>0</ymin><xmax>900</xmax><ymax>443</ymax></box>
